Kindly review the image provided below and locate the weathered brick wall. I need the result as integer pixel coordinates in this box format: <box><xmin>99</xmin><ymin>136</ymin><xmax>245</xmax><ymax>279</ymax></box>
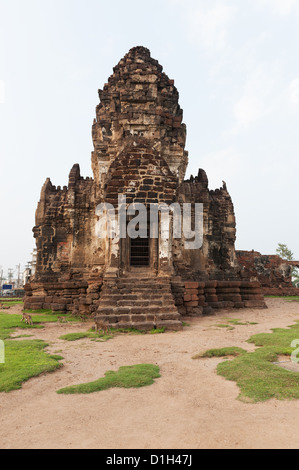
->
<box><xmin>263</xmin><ymin>287</ymin><xmax>299</xmax><ymax>296</ymax></box>
<box><xmin>236</xmin><ymin>250</ymin><xmax>293</xmax><ymax>288</ymax></box>
<box><xmin>171</xmin><ymin>279</ymin><xmax>266</xmax><ymax>316</ymax></box>
<box><xmin>24</xmin><ymin>280</ymin><xmax>103</xmax><ymax>314</ymax></box>
<box><xmin>173</xmin><ymin>169</ymin><xmax>240</xmax><ymax>280</ymax></box>
<box><xmin>105</xmin><ymin>142</ymin><xmax>177</xmax><ymax>206</ymax></box>
<box><xmin>33</xmin><ymin>163</ymin><xmax>107</xmax><ymax>284</ymax></box>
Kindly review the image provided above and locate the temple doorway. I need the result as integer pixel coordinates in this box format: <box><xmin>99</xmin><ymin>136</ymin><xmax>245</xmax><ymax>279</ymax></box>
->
<box><xmin>130</xmin><ymin>235</ymin><xmax>150</xmax><ymax>266</ymax></box>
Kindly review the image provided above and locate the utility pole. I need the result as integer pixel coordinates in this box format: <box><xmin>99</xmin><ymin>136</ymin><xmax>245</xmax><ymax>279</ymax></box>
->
<box><xmin>7</xmin><ymin>269</ymin><xmax>14</xmax><ymax>285</ymax></box>
<box><xmin>16</xmin><ymin>264</ymin><xmax>21</xmax><ymax>288</ymax></box>
<box><xmin>25</xmin><ymin>262</ymin><xmax>32</xmax><ymax>284</ymax></box>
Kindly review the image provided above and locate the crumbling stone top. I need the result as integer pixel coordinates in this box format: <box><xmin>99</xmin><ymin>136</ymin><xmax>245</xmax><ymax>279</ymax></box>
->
<box><xmin>92</xmin><ymin>46</ymin><xmax>188</xmax><ymax>187</ymax></box>
<box><xmin>113</xmin><ymin>46</ymin><xmax>163</xmax><ymax>74</ymax></box>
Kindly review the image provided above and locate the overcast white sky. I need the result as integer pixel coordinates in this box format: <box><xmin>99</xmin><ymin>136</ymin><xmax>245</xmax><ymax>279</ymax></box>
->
<box><xmin>1</xmin><ymin>0</ymin><xmax>299</xmax><ymax>278</ymax></box>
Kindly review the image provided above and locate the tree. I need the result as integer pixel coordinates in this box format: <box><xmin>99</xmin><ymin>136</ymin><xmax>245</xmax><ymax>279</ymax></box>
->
<box><xmin>276</xmin><ymin>243</ymin><xmax>299</xmax><ymax>283</ymax></box>
<box><xmin>276</xmin><ymin>243</ymin><xmax>294</xmax><ymax>261</ymax></box>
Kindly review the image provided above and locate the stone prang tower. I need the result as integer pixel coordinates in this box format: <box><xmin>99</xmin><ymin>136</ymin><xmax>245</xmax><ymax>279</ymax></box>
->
<box><xmin>24</xmin><ymin>47</ymin><xmax>265</xmax><ymax>330</ymax></box>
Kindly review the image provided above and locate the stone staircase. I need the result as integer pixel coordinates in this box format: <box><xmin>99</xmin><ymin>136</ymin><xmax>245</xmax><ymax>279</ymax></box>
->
<box><xmin>95</xmin><ymin>270</ymin><xmax>182</xmax><ymax>331</ymax></box>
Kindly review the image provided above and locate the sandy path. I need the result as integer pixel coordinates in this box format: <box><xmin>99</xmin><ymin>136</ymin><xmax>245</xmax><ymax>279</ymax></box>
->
<box><xmin>1</xmin><ymin>299</ymin><xmax>299</xmax><ymax>449</ymax></box>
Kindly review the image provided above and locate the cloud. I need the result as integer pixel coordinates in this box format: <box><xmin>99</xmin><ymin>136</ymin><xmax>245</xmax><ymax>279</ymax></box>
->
<box><xmin>66</xmin><ymin>65</ymin><xmax>92</xmax><ymax>82</ymax></box>
<box><xmin>256</xmin><ymin>0</ymin><xmax>299</xmax><ymax>15</ymax></box>
<box><xmin>227</xmin><ymin>64</ymin><xmax>282</xmax><ymax>135</ymax></box>
<box><xmin>183</xmin><ymin>1</ymin><xmax>236</xmax><ymax>53</ymax></box>
<box><xmin>288</xmin><ymin>78</ymin><xmax>299</xmax><ymax>104</ymax></box>
<box><xmin>197</xmin><ymin>146</ymin><xmax>241</xmax><ymax>189</ymax></box>
<box><xmin>0</xmin><ymin>80</ymin><xmax>5</xmax><ymax>104</ymax></box>
<box><xmin>233</xmin><ymin>94</ymin><xmax>263</xmax><ymax>131</ymax></box>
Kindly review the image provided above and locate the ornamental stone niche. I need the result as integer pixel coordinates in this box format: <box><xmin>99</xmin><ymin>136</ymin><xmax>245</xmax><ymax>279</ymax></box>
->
<box><xmin>24</xmin><ymin>46</ymin><xmax>266</xmax><ymax>330</ymax></box>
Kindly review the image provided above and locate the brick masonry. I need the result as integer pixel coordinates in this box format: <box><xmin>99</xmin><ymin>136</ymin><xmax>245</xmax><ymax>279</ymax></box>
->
<box><xmin>236</xmin><ymin>250</ymin><xmax>299</xmax><ymax>296</ymax></box>
<box><xmin>172</xmin><ymin>279</ymin><xmax>266</xmax><ymax>316</ymax></box>
<box><xmin>24</xmin><ymin>47</ymin><xmax>267</xmax><ymax>328</ymax></box>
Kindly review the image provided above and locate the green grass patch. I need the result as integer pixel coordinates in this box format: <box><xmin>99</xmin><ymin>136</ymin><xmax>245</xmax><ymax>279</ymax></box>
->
<box><xmin>1</xmin><ymin>300</ymin><xmax>24</xmax><ymax>307</ymax></box>
<box><xmin>60</xmin><ymin>326</ymin><xmax>165</xmax><ymax>342</ymax></box>
<box><xmin>0</xmin><ymin>310</ymin><xmax>85</xmax><ymax>392</ymax></box>
<box><xmin>0</xmin><ymin>297</ymin><xmax>23</xmax><ymax>301</ymax></box>
<box><xmin>225</xmin><ymin>318</ymin><xmax>248</xmax><ymax>326</ymax></box>
<box><xmin>192</xmin><ymin>347</ymin><xmax>247</xmax><ymax>360</ymax></box>
<box><xmin>110</xmin><ymin>327</ymin><xmax>145</xmax><ymax>335</ymax></box>
<box><xmin>23</xmin><ymin>309</ymin><xmax>54</xmax><ymax>314</ymax></box>
<box><xmin>198</xmin><ymin>320</ymin><xmax>299</xmax><ymax>402</ymax></box>
<box><xmin>57</xmin><ymin>364</ymin><xmax>160</xmax><ymax>394</ymax></box>
<box><xmin>0</xmin><ymin>339</ymin><xmax>62</xmax><ymax>392</ymax></box>
<box><xmin>0</xmin><ymin>313</ymin><xmax>45</xmax><ymax>340</ymax></box>
<box><xmin>22</xmin><ymin>310</ymin><xmax>80</xmax><ymax>324</ymax></box>
<box><xmin>224</xmin><ymin>318</ymin><xmax>258</xmax><ymax>326</ymax></box>
<box><xmin>150</xmin><ymin>328</ymin><xmax>165</xmax><ymax>334</ymax></box>
<box><xmin>0</xmin><ymin>311</ymin><xmax>83</xmax><ymax>341</ymax></box>
<box><xmin>213</xmin><ymin>323</ymin><xmax>235</xmax><ymax>330</ymax></box>
<box><xmin>0</xmin><ymin>313</ymin><xmax>63</xmax><ymax>392</ymax></box>
<box><xmin>48</xmin><ymin>354</ymin><xmax>64</xmax><ymax>361</ymax></box>
<box><xmin>59</xmin><ymin>331</ymin><xmax>96</xmax><ymax>341</ymax></box>
<box><xmin>59</xmin><ymin>330</ymin><xmax>113</xmax><ymax>342</ymax></box>
<box><xmin>12</xmin><ymin>334</ymin><xmax>34</xmax><ymax>339</ymax></box>
<box><xmin>213</xmin><ymin>319</ymin><xmax>258</xmax><ymax>330</ymax></box>
<box><xmin>59</xmin><ymin>327</ymin><xmax>142</xmax><ymax>342</ymax></box>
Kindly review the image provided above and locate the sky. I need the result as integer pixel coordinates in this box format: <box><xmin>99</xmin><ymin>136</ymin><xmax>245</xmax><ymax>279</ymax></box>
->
<box><xmin>1</xmin><ymin>0</ymin><xmax>299</xmax><ymax>279</ymax></box>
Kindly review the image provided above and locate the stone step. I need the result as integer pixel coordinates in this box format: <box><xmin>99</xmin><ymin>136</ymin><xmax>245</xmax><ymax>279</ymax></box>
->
<box><xmin>108</xmin><ymin>321</ymin><xmax>182</xmax><ymax>331</ymax></box>
<box><xmin>113</xmin><ymin>279</ymin><xmax>171</xmax><ymax>286</ymax></box>
<box><xmin>108</xmin><ymin>281</ymin><xmax>170</xmax><ymax>285</ymax></box>
<box><xmin>99</xmin><ymin>298</ymin><xmax>174</xmax><ymax>306</ymax></box>
<box><xmin>96</xmin><ymin>312</ymin><xmax>181</xmax><ymax>322</ymax></box>
<box><xmin>100</xmin><ymin>288</ymin><xmax>172</xmax><ymax>295</ymax></box>
<box><xmin>103</xmin><ymin>300</ymin><xmax>174</xmax><ymax>307</ymax></box>
<box><xmin>95</xmin><ymin>317</ymin><xmax>182</xmax><ymax>331</ymax></box>
<box><xmin>96</xmin><ymin>275</ymin><xmax>181</xmax><ymax>331</ymax></box>
<box><xmin>118</xmin><ymin>299</ymin><xmax>173</xmax><ymax>307</ymax></box>
<box><xmin>109</xmin><ymin>287</ymin><xmax>172</xmax><ymax>293</ymax></box>
<box><xmin>97</xmin><ymin>305</ymin><xmax>179</xmax><ymax>315</ymax></box>
<box><xmin>100</xmin><ymin>293</ymin><xmax>174</xmax><ymax>301</ymax></box>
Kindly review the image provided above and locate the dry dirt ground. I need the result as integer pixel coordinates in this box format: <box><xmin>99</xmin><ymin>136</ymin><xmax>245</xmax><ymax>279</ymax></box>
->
<box><xmin>1</xmin><ymin>298</ymin><xmax>299</xmax><ymax>449</ymax></box>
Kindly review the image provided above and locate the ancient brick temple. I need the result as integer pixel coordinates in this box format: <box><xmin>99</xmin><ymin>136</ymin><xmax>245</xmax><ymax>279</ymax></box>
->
<box><xmin>24</xmin><ymin>46</ymin><xmax>266</xmax><ymax>330</ymax></box>
<box><xmin>236</xmin><ymin>250</ymin><xmax>299</xmax><ymax>296</ymax></box>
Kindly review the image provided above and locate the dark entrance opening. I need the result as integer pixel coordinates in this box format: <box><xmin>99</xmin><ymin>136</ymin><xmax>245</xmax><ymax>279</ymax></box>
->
<box><xmin>130</xmin><ymin>236</ymin><xmax>150</xmax><ymax>266</ymax></box>
<box><xmin>130</xmin><ymin>220</ymin><xmax>150</xmax><ymax>266</ymax></box>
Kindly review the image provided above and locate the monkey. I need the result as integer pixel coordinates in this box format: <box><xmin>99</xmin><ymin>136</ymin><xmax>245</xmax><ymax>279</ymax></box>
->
<box><xmin>94</xmin><ymin>319</ymin><xmax>110</xmax><ymax>336</ymax></box>
<box><xmin>0</xmin><ymin>303</ymin><xmax>10</xmax><ymax>310</ymax></box>
<box><xmin>57</xmin><ymin>316</ymin><xmax>68</xmax><ymax>323</ymax></box>
<box><xmin>21</xmin><ymin>313</ymin><xmax>33</xmax><ymax>325</ymax></box>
